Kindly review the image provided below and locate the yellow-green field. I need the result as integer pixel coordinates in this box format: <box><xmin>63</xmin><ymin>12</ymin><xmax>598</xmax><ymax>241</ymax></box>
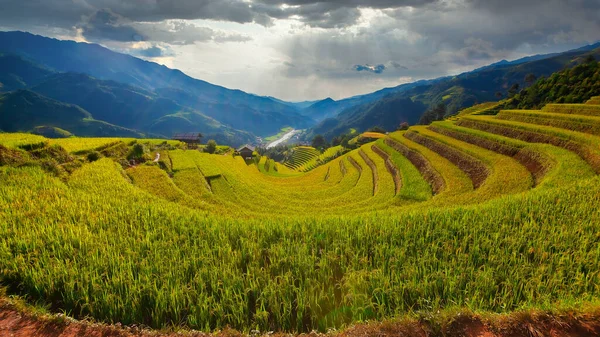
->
<box><xmin>1</xmin><ymin>98</ymin><xmax>600</xmax><ymax>333</ymax></box>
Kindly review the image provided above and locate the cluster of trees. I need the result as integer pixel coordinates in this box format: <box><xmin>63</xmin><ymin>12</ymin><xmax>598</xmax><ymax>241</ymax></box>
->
<box><xmin>312</xmin><ymin>126</ymin><xmax>393</xmax><ymax>152</ymax></box>
<box><xmin>419</xmin><ymin>103</ymin><xmax>447</xmax><ymax>125</ymax></box>
<box><xmin>311</xmin><ymin>134</ymin><xmax>356</xmax><ymax>152</ymax></box>
<box><xmin>255</xmin><ymin>144</ymin><xmax>294</xmax><ymax>162</ymax></box>
<box><xmin>506</xmin><ymin>55</ymin><xmax>599</xmax><ymax>109</ymax></box>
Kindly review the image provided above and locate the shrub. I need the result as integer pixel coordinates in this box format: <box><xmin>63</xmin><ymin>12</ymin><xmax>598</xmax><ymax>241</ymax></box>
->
<box><xmin>204</xmin><ymin>140</ymin><xmax>217</xmax><ymax>154</ymax></box>
<box><xmin>87</xmin><ymin>151</ymin><xmax>102</xmax><ymax>162</ymax></box>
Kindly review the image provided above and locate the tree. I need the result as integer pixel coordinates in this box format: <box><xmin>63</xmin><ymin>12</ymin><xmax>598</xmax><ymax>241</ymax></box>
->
<box><xmin>508</xmin><ymin>83</ymin><xmax>520</xmax><ymax>98</ymax></box>
<box><xmin>368</xmin><ymin>126</ymin><xmax>386</xmax><ymax>133</ymax></box>
<box><xmin>397</xmin><ymin>122</ymin><xmax>410</xmax><ymax>131</ymax></box>
<box><xmin>311</xmin><ymin>135</ymin><xmax>327</xmax><ymax>150</ymax></box>
<box><xmin>419</xmin><ymin>103</ymin><xmax>446</xmax><ymax>125</ymax></box>
<box><xmin>525</xmin><ymin>73</ymin><xmax>537</xmax><ymax>85</ymax></box>
<box><xmin>205</xmin><ymin>139</ymin><xmax>217</xmax><ymax>154</ymax></box>
<box><xmin>495</xmin><ymin>91</ymin><xmax>503</xmax><ymax>99</ymax></box>
<box><xmin>585</xmin><ymin>54</ymin><xmax>597</xmax><ymax>64</ymax></box>
<box><xmin>341</xmin><ymin>135</ymin><xmax>355</xmax><ymax>149</ymax></box>
<box><xmin>331</xmin><ymin>136</ymin><xmax>343</xmax><ymax>147</ymax></box>
<box><xmin>126</xmin><ymin>143</ymin><xmax>151</xmax><ymax>164</ymax></box>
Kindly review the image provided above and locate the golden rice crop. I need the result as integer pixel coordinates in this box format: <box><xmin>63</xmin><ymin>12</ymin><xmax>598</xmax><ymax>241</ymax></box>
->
<box><xmin>2</xmin><ymin>102</ymin><xmax>600</xmax><ymax>334</ymax></box>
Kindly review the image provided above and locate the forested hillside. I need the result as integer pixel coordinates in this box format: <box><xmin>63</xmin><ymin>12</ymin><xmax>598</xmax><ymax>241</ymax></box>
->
<box><xmin>0</xmin><ymin>32</ymin><xmax>313</xmax><ymax>142</ymax></box>
<box><xmin>506</xmin><ymin>57</ymin><xmax>600</xmax><ymax>109</ymax></box>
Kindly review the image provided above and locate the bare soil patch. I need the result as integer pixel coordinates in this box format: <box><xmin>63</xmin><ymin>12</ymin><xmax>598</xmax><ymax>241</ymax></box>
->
<box><xmin>4</xmin><ymin>299</ymin><xmax>600</xmax><ymax>337</ymax></box>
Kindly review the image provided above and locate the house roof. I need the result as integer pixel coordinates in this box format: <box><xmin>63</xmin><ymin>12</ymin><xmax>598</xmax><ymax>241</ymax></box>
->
<box><xmin>172</xmin><ymin>133</ymin><xmax>203</xmax><ymax>141</ymax></box>
<box><xmin>237</xmin><ymin>144</ymin><xmax>255</xmax><ymax>152</ymax></box>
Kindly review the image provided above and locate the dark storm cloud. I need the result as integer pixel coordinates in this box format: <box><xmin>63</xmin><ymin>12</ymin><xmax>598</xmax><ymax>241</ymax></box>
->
<box><xmin>279</xmin><ymin>0</ymin><xmax>600</xmax><ymax>85</ymax></box>
<box><xmin>252</xmin><ymin>0</ymin><xmax>440</xmax><ymax>27</ymax></box>
<box><xmin>254</xmin><ymin>0</ymin><xmax>437</xmax><ymax>9</ymax></box>
<box><xmin>354</xmin><ymin>64</ymin><xmax>386</xmax><ymax>74</ymax></box>
<box><xmin>132</xmin><ymin>20</ymin><xmax>252</xmax><ymax>45</ymax></box>
<box><xmin>79</xmin><ymin>9</ymin><xmax>145</xmax><ymax>42</ymax></box>
<box><xmin>0</xmin><ymin>0</ymin><xmax>440</xmax><ymax>33</ymax></box>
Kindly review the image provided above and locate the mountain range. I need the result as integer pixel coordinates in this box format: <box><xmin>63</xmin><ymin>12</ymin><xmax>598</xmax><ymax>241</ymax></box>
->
<box><xmin>0</xmin><ymin>30</ymin><xmax>598</xmax><ymax>145</ymax></box>
<box><xmin>304</xmin><ymin>42</ymin><xmax>600</xmax><ymax>140</ymax></box>
<box><xmin>0</xmin><ymin>31</ymin><xmax>311</xmax><ymax>144</ymax></box>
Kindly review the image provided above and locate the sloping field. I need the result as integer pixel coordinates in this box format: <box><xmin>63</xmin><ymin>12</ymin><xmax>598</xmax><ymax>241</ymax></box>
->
<box><xmin>457</xmin><ymin>101</ymin><xmax>504</xmax><ymax>116</ymax></box>
<box><xmin>360</xmin><ymin>132</ymin><xmax>386</xmax><ymax>139</ymax></box>
<box><xmin>2</xmin><ymin>101</ymin><xmax>600</xmax><ymax>335</ymax></box>
<box><xmin>0</xmin><ymin>132</ymin><xmax>47</xmax><ymax>149</ymax></box>
<box><xmin>283</xmin><ymin>146</ymin><xmax>321</xmax><ymax>170</ymax></box>
<box><xmin>296</xmin><ymin>145</ymin><xmax>344</xmax><ymax>172</ymax></box>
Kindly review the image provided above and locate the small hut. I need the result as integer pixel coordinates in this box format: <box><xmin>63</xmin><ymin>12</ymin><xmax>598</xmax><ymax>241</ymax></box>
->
<box><xmin>172</xmin><ymin>133</ymin><xmax>203</xmax><ymax>146</ymax></box>
<box><xmin>237</xmin><ymin>144</ymin><xmax>255</xmax><ymax>159</ymax></box>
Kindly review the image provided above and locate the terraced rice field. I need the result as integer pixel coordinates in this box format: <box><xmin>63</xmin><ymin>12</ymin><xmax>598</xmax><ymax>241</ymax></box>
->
<box><xmin>283</xmin><ymin>146</ymin><xmax>321</xmax><ymax>170</ymax></box>
<box><xmin>295</xmin><ymin>145</ymin><xmax>344</xmax><ymax>172</ymax></box>
<box><xmin>2</xmin><ymin>99</ymin><xmax>600</xmax><ymax>334</ymax></box>
<box><xmin>457</xmin><ymin>101</ymin><xmax>504</xmax><ymax>116</ymax></box>
<box><xmin>360</xmin><ymin>132</ymin><xmax>386</xmax><ymax>139</ymax></box>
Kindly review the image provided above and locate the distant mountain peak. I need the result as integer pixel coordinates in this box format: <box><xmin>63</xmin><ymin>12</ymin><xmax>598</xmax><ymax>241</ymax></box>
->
<box><xmin>310</xmin><ymin>97</ymin><xmax>336</xmax><ymax>107</ymax></box>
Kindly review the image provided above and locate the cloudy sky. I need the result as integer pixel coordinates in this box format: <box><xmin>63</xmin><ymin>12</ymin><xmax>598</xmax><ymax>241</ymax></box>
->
<box><xmin>1</xmin><ymin>0</ymin><xmax>599</xmax><ymax>101</ymax></box>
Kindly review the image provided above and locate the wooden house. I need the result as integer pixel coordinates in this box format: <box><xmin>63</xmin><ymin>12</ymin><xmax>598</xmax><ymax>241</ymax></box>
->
<box><xmin>172</xmin><ymin>133</ymin><xmax>203</xmax><ymax>146</ymax></box>
<box><xmin>237</xmin><ymin>144</ymin><xmax>255</xmax><ymax>159</ymax></box>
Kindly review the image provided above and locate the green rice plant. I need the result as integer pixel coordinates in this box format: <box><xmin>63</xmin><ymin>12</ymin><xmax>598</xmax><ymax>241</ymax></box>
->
<box><xmin>127</xmin><ymin>164</ymin><xmax>213</xmax><ymax>212</ymax></box>
<box><xmin>375</xmin><ymin>139</ymin><xmax>433</xmax><ymax>202</ymax></box>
